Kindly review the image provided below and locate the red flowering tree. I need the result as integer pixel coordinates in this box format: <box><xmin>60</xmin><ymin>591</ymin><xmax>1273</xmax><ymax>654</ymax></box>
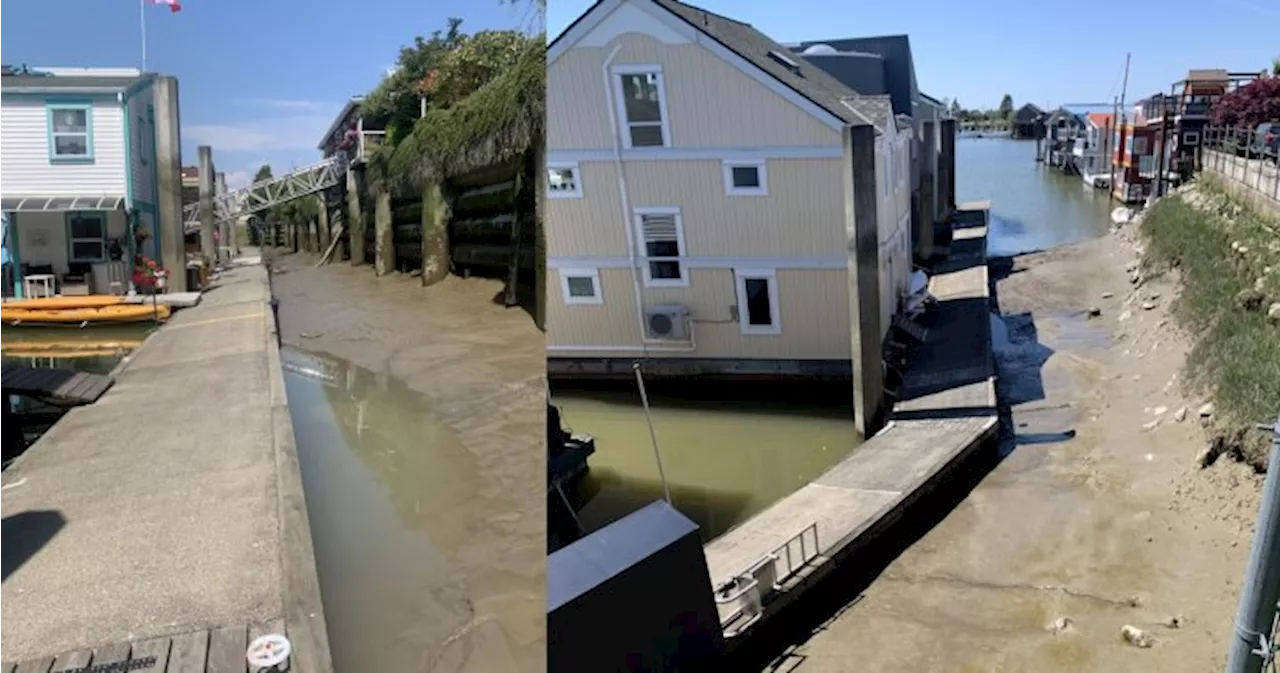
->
<box><xmin>1211</xmin><ymin>76</ymin><xmax>1280</xmax><ymax>129</ymax></box>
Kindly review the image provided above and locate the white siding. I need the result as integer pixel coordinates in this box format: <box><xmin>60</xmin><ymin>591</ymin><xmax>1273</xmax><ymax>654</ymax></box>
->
<box><xmin>125</xmin><ymin>84</ymin><xmax>158</xmax><ymax>207</ymax></box>
<box><xmin>0</xmin><ymin>98</ymin><xmax>127</xmax><ymax>198</ymax></box>
<box><xmin>13</xmin><ymin>210</ymin><xmax>128</xmax><ymax>275</ymax></box>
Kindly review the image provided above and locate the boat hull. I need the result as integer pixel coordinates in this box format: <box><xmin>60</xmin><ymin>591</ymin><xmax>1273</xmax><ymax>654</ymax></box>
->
<box><xmin>1</xmin><ymin>295</ymin><xmax>126</xmax><ymax>310</ymax></box>
<box><xmin>1</xmin><ymin>304</ymin><xmax>171</xmax><ymax>326</ymax></box>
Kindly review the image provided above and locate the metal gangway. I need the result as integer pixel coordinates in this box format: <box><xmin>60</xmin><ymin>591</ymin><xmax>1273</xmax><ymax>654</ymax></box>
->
<box><xmin>182</xmin><ymin>155</ymin><xmax>347</xmax><ymax>232</ymax></box>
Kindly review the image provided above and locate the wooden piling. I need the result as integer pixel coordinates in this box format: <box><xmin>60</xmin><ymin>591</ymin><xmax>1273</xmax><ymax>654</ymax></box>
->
<box><xmin>421</xmin><ymin>182</ymin><xmax>451</xmax><ymax>286</ymax></box>
<box><xmin>374</xmin><ymin>191</ymin><xmax>394</xmax><ymax>276</ymax></box>
<box><xmin>316</xmin><ymin>194</ymin><xmax>331</xmax><ymax>255</ymax></box>
<box><xmin>346</xmin><ymin>169</ymin><xmax>365</xmax><ymax>267</ymax></box>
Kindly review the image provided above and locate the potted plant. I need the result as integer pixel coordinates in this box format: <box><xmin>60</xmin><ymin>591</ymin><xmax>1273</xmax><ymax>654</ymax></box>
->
<box><xmin>132</xmin><ymin>255</ymin><xmax>169</xmax><ymax>294</ymax></box>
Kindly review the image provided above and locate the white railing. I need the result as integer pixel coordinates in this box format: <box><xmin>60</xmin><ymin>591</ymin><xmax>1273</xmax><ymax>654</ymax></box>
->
<box><xmin>183</xmin><ymin>155</ymin><xmax>347</xmax><ymax>231</ymax></box>
<box><xmin>714</xmin><ymin>521</ymin><xmax>821</xmax><ymax>638</ymax></box>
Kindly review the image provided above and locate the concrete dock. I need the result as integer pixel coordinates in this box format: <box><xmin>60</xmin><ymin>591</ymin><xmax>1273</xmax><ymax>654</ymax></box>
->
<box><xmin>703</xmin><ymin>211</ymin><xmax>999</xmax><ymax>635</ymax></box>
<box><xmin>1</xmin><ymin>251</ymin><xmax>332</xmax><ymax>672</ymax></box>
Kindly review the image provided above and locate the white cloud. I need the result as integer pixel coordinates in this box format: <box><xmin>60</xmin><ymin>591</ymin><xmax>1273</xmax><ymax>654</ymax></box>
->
<box><xmin>184</xmin><ymin>114</ymin><xmax>331</xmax><ymax>153</ymax></box>
<box><xmin>223</xmin><ymin>170</ymin><xmax>253</xmax><ymax>191</ymax></box>
<box><xmin>233</xmin><ymin>98</ymin><xmax>340</xmax><ymax>113</ymax></box>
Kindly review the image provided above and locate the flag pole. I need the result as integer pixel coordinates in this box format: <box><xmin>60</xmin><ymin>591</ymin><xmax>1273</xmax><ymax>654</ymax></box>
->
<box><xmin>140</xmin><ymin>0</ymin><xmax>148</xmax><ymax>72</ymax></box>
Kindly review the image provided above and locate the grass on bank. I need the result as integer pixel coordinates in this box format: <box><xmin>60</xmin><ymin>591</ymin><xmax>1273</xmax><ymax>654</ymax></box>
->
<box><xmin>1139</xmin><ymin>177</ymin><xmax>1280</xmax><ymax>464</ymax></box>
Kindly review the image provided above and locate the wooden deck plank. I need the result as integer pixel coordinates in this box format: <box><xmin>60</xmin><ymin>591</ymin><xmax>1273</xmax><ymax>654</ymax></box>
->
<box><xmin>205</xmin><ymin>626</ymin><xmax>247</xmax><ymax>673</ymax></box>
<box><xmin>165</xmin><ymin>631</ymin><xmax>209</xmax><ymax>673</ymax></box>
<box><xmin>0</xmin><ymin>364</ymin><xmax>113</xmax><ymax>406</ymax></box>
<box><xmin>50</xmin><ymin>650</ymin><xmax>91</xmax><ymax>672</ymax></box>
<box><xmin>129</xmin><ymin>636</ymin><xmax>173</xmax><ymax>672</ymax></box>
<box><xmin>91</xmin><ymin>643</ymin><xmax>130</xmax><ymax>668</ymax></box>
<box><xmin>12</xmin><ymin>660</ymin><xmax>52</xmax><ymax>673</ymax></box>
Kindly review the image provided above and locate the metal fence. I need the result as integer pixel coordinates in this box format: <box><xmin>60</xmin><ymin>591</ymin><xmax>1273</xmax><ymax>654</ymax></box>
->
<box><xmin>1199</xmin><ymin>126</ymin><xmax>1280</xmax><ymax>205</ymax></box>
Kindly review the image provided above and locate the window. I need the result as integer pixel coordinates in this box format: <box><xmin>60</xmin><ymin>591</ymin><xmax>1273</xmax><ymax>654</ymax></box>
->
<box><xmin>47</xmin><ymin>103</ymin><xmax>93</xmax><ymax>162</ymax></box>
<box><xmin>1138</xmin><ymin>155</ymin><xmax>1155</xmax><ymax>175</ymax></box>
<box><xmin>137</xmin><ymin>115</ymin><xmax>149</xmax><ymax>165</ymax></box>
<box><xmin>1133</xmin><ymin>136</ymin><xmax>1149</xmax><ymax>155</ymax></box>
<box><xmin>547</xmin><ymin>163</ymin><xmax>582</xmax><ymax>198</ymax></box>
<box><xmin>1183</xmin><ymin>131</ymin><xmax>1200</xmax><ymax>146</ymax></box>
<box><xmin>634</xmin><ymin>207</ymin><xmax>687</xmax><ymax>287</ymax></box>
<box><xmin>614</xmin><ymin>65</ymin><xmax>669</xmax><ymax>148</ymax></box>
<box><xmin>66</xmin><ymin>212</ymin><xmax>107</xmax><ymax>262</ymax></box>
<box><xmin>723</xmin><ymin>160</ymin><xmax>767</xmax><ymax>196</ymax></box>
<box><xmin>734</xmin><ymin>269</ymin><xmax>780</xmax><ymax>335</ymax></box>
<box><xmin>559</xmin><ymin>267</ymin><xmax>602</xmax><ymax>305</ymax></box>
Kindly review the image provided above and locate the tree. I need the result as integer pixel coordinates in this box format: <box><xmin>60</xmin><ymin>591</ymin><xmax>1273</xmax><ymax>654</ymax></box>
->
<box><xmin>949</xmin><ymin>98</ymin><xmax>962</xmax><ymax>118</ymax></box>
<box><xmin>363</xmin><ymin>18</ymin><xmax>466</xmax><ymax>145</ymax></box>
<box><xmin>998</xmin><ymin>94</ymin><xmax>1014</xmax><ymax>120</ymax></box>
<box><xmin>1211</xmin><ymin>76</ymin><xmax>1280</xmax><ymax>128</ymax></box>
<box><xmin>1273</xmin><ymin>57</ymin><xmax>1279</xmax><ymax>77</ymax></box>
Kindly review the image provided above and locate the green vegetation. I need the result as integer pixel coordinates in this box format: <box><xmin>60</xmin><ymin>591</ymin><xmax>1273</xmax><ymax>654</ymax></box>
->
<box><xmin>1138</xmin><ymin>178</ymin><xmax>1280</xmax><ymax>466</ymax></box>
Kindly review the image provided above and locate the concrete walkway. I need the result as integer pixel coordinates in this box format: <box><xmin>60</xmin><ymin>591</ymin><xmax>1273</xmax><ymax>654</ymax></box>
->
<box><xmin>1</xmin><ymin>252</ymin><xmax>331</xmax><ymax>671</ymax></box>
<box><xmin>703</xmin><ymin>211</ymin><xmax>999</xmax><ymax>635</ymax></box>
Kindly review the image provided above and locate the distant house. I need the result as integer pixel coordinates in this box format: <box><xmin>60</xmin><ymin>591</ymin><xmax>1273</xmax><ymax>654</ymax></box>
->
<box><xmin>785</xmin><ymin>35</ymin><xmax>955</xmax><ymax>256</ymax></box>
<box><xmin>1011</xmin><ymin>103</ymin><xmax>1043</xmax><ymax>139</ymax></box>
<box><xmin>546</xmin><ymin>0</ymin><xmax>914</xmax><ymax>381</ymax></box>
<box><xmin>1074</xmin><ymin>112</ymin><xmax>1114</xmax><ymax>186</ymax></box>
<box><xmin>317</xmin><ymin>96</ymin><xmax>387</xmax><ymax>166</ymax></box>
<box><xmin>1112</xmin><ymin>103</ymin><xmax>1160</xmax><ymax>204</ymax></box>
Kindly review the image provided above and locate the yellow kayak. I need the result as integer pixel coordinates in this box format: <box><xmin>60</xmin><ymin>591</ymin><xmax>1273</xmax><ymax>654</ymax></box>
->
<box><xmin>0</xmin><ymin>339</ymin><xmax>144</xmax><ymax>353</ymax></box>
<box><xmin>2</xmin><ymin>295</ymin><xmax>126</xmax><ymax>310</ymax></box>
<box><xmin>2</xmin><ymin>304</ymin><xmax>171</xmax><ymax>326</ymax></box>
<box><xmin>2</xmin><ymin>347</ymin><xmax>134</xmax><ymax>359</ymax></box>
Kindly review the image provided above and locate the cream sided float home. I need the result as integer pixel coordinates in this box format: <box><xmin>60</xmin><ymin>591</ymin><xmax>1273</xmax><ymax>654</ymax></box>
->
<box><xmin>1</xmin><ymin>66</ymin><xmax>186</xmax><ymax>297</ymax></box>
<box><xmin>546</xmin><ymin>0</ymin><xmax>915</xmax><ymax>428</ymax></box>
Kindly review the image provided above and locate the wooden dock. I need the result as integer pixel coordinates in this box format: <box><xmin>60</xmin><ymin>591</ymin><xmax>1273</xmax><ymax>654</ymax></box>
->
<box><xmin>703</xmin><ymin>213</ymin><xmax>999</xmax><ymax>638</ymax></box>
<box><xmin>0</xmin><ymin>364</ymin><xmax>113</xmax><ymax>406</ymax></box>
<box><xmin>1</xmin><ymin>620</ymin><xmax>288</xmax><ymax>673</ymax></box>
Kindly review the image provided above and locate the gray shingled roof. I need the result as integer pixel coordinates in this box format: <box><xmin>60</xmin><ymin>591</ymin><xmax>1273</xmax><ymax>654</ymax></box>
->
<box><xmin>650</xmin><ymin>0</ymin><xmax>877</xmax><ymax>128</ymax></box>
<box><xmin>1</xmin><ymin>74</ymin><xmax>143</xmax><ymax>92</ymax></box>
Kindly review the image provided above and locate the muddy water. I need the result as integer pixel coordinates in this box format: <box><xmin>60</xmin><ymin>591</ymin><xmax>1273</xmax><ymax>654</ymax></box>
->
<box><xmin>283</xmin><ymin>347</ymin><xmax>541</xmax><ymax>673</ymax></box>
<box><xmin>958</xmin><ymin>137</ymin><xmax>1114</xmax><ymax>257</ymax></box>
<box><xmin>3</xmin><ymin>326</ymin><xmax>152</xmax><ymax>455</ymax></box>
<box><xmin>554</xmin><ymin>382</ymin><xmax>862</xmax><ymax>542</ymax></box>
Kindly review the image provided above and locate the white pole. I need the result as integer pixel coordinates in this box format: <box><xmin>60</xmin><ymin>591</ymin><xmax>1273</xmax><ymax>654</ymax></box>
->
<box><xmin>632</xmin><ymin>362</ymin><xmax>672</xmax><ymax>505</ymax></box>
<box><xmin>140</xmin><ymin>0</ymin><xmax>148</xmax><ymax>72</ymax></box>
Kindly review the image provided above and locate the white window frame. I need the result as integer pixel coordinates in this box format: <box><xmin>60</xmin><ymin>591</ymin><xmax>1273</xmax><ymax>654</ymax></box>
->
<box><xmin>1183</xmin><ymin>131</ymin><xmax>1200</xmax><ymax>146</ymax></box>
<box><xmin>734</xmin><ymin>268</ymin><xmax>781</xmax><ymax>335</ymax></box>
<box><xmin>612</xmin><ymin>64</ymin><xmax>672</xmax><ymax>150</ymax></box>
<box><xmin>633</xmin><ymin>206</ymin><xmax>688</xmax><ymax>288</ymax></box>
<box><xmin>547</xmin><ymin>162</ymin><xmax>583</xmax><ymax>199</ymax></box>
<box><xmin>559</xmin><ymin>267</ymin><xmax>603</xmax><ymax>305</ymax></box>
<box><xmin>722</xmin><ymin>160</ymin><xmax>767</xmax><ymax>196</ymax></box>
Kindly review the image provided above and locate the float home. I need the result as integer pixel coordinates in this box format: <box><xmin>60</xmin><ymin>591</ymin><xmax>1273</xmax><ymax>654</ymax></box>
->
<box><xmin>1</xmin><ymin>66</ymin><xmax>181</xmax><ymax>297</ymax></box>
<box><xmin>546</xmin><ymin>0</ymin><xmax>914</xmax><ymax>380</ymax></box>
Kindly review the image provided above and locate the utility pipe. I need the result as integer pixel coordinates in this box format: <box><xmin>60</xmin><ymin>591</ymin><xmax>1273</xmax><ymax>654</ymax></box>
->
<box><xmin>1227</xmin><ymin>416</ymin><xmax>1280</xmax><ymax>673</ymax></box>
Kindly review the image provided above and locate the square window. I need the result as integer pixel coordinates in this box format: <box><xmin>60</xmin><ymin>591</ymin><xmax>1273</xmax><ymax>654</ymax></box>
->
<box><xmin>723</xmin><ymin>161</ymin><xmax>767</xmax><ymax>196</ymax></box>
<box><xmin>735</xmin><ymin>269</ymin><xmax>780</xmax><ymax>335</ymax></box>
<box><xmin>559</xmin><ymin>268</ymin><xmax>602</xmax><ymax>305</ymax></box>
<box><xmin>547</xmin><ymin>164</ymin><xmax>582</xmax><ymax>198</ymax></box>
<box><xmin>48</xmin><ymin>105</ymin><xmax>92</xmax><ymax>161</ymax></box>
<box><xmin>67</xmin><ymin>212</ymin><xmax>107</xmax><ymax>262</ymax></box>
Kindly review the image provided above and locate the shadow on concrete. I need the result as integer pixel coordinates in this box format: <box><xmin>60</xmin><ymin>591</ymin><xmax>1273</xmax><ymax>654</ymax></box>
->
<box><xmin>1013</xmin><ymin>430</ymin><xmax>1077</xmax><ymax>446</ymax></box>
<box><xmin>2</xmin><ymin>509</ymin><xmax>66</xmax><ymax>582</ymax></box>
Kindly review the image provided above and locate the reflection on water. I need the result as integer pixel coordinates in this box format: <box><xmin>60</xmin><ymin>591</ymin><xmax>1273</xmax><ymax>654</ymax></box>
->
<box><xmin>958</xmin><ymin>138</ymin><xmax>1114</xmax><ymax>257</ymax></box>
<box><xmin>282</xmin><ymin>348</ymin><xmax>541</xmax><ymax>673</ymax></box>
<box><xmin>2</xmin><ymin>326</ymin><xmax>151</xmax><ymax>458</ymax></box>
<box><xmin>554</xmin><ymin>381</ymin><xmax>862</xmax><ymax>542</ymax></box>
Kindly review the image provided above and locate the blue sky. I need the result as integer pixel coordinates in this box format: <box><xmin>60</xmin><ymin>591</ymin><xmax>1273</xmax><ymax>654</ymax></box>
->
<box><xmin>2</xmin><ymin>0</ymin><xmax>539</xmax><ymax>190</ymax></box>
<box><xmin>552</xmin><ymin>0</ymin><xmax>1280</xmax><ymax>113</ymax></box>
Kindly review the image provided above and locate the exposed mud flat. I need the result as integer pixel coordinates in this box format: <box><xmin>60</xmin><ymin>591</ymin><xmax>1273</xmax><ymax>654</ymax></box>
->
<box><xmin>763</xmin><ymin>230</ymin><xmax>1260</xmax><ymax>672</ymax></box>
<box><xmin>268</xmin><ymin>252</ymin><xmax>545</xmax><ymax>673</ymax></box>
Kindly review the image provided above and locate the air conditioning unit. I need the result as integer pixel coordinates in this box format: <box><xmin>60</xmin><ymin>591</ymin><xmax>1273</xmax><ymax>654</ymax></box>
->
<box><xmin>644</xmin><ymin>305</ymin><xmax>690</xmax><ymax>341</ymax></box>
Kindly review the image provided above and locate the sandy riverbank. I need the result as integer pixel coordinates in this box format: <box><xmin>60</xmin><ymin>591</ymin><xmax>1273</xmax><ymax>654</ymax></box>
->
<box><xmin>266</xmin><ymin>252</ymin><xmax>546</xmax><ymax>673</ymax></box>
<box><xmin>756</xmin><ymin>226</ymin><xmax>1261</xmax><ymax>672</ymax></box>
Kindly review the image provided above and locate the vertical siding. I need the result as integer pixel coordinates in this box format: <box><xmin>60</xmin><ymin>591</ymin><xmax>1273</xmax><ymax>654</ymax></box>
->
<box><xmin>874</xmin><ymin>132</ymin><xmax>913</xmax><ymax>340</ymax></box>
<box><xmin>549</xmin><ymin>34</ymin><xmax>841</xmax><ymax>151</ymax></box>
<box><xmin>14</xmin><ymin>211</ymin><xmax>127</xmax><ymax>274</ymax></box>
<box><xmin>549</xmin><ymin>267</ymin><xmax>851</xmax><ymax>360</ymax></box>
<box><xmin>549</xmin><ymin>159</ymin><xmax>846</xmax><ymax>259</ymax></box>
<box><xmin>0</xmin><ymin>98</ymin><xmax>126</xmax><ymax>197</ymax></box>
<box><xmin>126</xmin><ymin>84</ymin><xmax>157</xmax><ymax>207</ymax></box>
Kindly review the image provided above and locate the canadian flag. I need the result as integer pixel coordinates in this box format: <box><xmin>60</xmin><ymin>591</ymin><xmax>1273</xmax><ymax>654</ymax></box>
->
<box><xmin>149</xmin><ymin>0</ymin><xmax>181</xmax><ymax>13</ymax></box>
